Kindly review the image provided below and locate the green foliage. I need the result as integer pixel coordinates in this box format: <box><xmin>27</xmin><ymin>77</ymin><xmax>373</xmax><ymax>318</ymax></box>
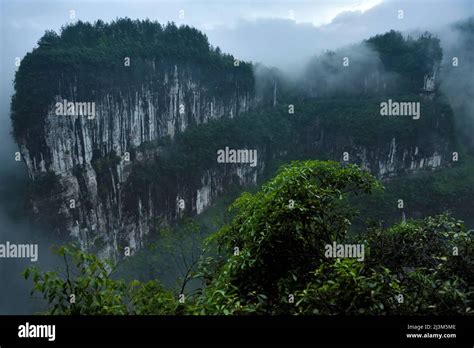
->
<box><xmin>195</xmin><ymin>161</ymin><xmax>472</xmax><ymax>315</ymax></box>
<box><xmin>28</xmin><ymin>171</ymin><xmax>60</xmax><ymax>198</ymax></box>
<box><xmin>122</xmin><ymin>104</ymin><xmax>294</xmax><ymax>215</ymax></box>
<box><xmin>295</xmin><ymin>215</ymin><xmax>473</xmax><ymax>315</ymax></box>
<box><xmin>365</xmin><ymin>214</ymin><xmax>473</xmax><ymax>314</ymax></box>
<box><xmin>399</xmin><ymin>267</ymin><xmax>471</xmax><ymax>314</ymax></box>
<box><xmin>193</xmin><ymin>160</ymin><xmax>381</xmax><ymax>314</ymax></box>
<box><xmin>161</xmin><ymin>94</ymin><xmax>451</xmax><ymax>172</ymax></box>
<box><xmin>24</xmin><ymin>245</ymin><xmax>128</xmax><ymax>315</ymax></box>
<box><xmin>123</xmin><ymin>93</ymin><xmax>454</xmax><ymax>220</ymax></box>
<box><xmin>295</xmin><ymin>259</ymin><xmax>401</xmax><ymax>315</ymax></box>
<box><xmin>303</xmin><ymin>30</ymin><xmax>443</xmax><ymax>97</ymax></box>
<box><xmin>366</xmin><ymin>214</ymin><xmax>470</xmax><ymax>272</ymax></box>
<box><xmin>352</xmin><ymin>158</ymin><xmax>474</xmax><ymax>229</ymax></box>
<box><xmin>27</xmin><ymin>172</ymin><xmax>69</xmax><ymax>230</ymax></box>
<box><xmin>115</xmin><ymin>218</ymin><xmax>207</xmax><ymax>291</ymax></box>
<box><xmin>11</xmin><ymin>18</ymin><xmax>254</xmax><ymax>140</ymax></box>
<box><xmin>91</xmin><ymin>150</ymin><xmax>121</xmax><ymax>202</ymax></box>
<box><xmin>366</xmin><ymin>30</ymin><xmax>442</xmax><ymax>91</ymax></box>
<box><xmin>24</xmin><ymin>161</ymin><xmax>473</xmax><ymax>315</ymax></box>
<box><xmin>302</xmin><ymin>97</ymin><xmax>455</xmax><ymax>148</ymax></box>
<box><xmin>128</xmin><ymin>280</ymin><xmax>181</xmax><ymax>315</ymax></box>
<box><xmin>24</xmin><ymin>245</ymin><xmax>180</xmax><ymax>315</ymax></box>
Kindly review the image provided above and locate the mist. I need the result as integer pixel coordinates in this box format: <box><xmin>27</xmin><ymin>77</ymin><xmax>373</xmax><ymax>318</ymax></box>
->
<box><xmin>0</xmin><ymin>1</ymin><xmax>68</xmax><ymax>313</ymax></box>
<box><xmin>0</xmin><ymin>46</ymin><xmax>62</xmax><ymax>314</ymax></box>
<box><xmin>1</xmin><ymin>0</ymin><xmax>473</xmax><ymax>314</ymax></box>
<box><xmin>438</xmin><ymin>18</ymin><xmax>474</xmax><ymax>151</ymax></box>
<box><xmin>300</xmin><ymin>42</ymin><xmax>391</xmax><ymax>97</ymax></box>
<box><xmin>206</xmin><ymin>0</ymin><xmax>473</xmax><ymax>75</ymax></box>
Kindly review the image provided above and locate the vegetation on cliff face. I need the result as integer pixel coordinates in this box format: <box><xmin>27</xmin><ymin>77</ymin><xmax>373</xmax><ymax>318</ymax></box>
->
<box><xmin>118</xmin><ymin>92</ymin><xmax>455</xmax><ymax>221</ymax></box>
<box><xmin>24</xmin><ymin>161</ymin><xmax>473</xmax><ymax>315</ymax></box>
<box><xmin>300</xmin><ymin>30</ymin><xmax>443</xmax><ymax>98</ymax></box>
<box><xmin>108</xmin><ymin>24</ymin><xmax>455</xmax><ymax>231</ymax></box>
<box><xmin>15</xmin><ymin>22</ymin><xmax>473</xmax><ymax>315</ymax></box>
<box><xmin>366</xmin><ymin>30</ymin><xmax>443</xmax><ymax>92</ymax></box>
<box><xmin>14</xmin><ymin>22</ymin><xmax>456</xmax><ymax>249</ymax></box>
<box><xmin>352</xmin><ymin>157</ymin><xmax>474</xmax><ymax>229</ymax></box>
<box><xmin>11</xmin><ymin>18</ymin><xmax>254</xmax><ymax>140</ymax></box>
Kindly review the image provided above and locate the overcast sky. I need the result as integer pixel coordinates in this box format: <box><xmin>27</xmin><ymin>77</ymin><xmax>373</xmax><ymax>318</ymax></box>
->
<box><xmin>0</xmin><ymin>0</ymin><xmax>473</xmax><ymax>139</ymax></box>
<box><xmin>0</xmin><ymin>0</ymin><xmax>473</xmax><ymax>314</ymax></box>
<box><xmin>1</xmin><ymin>0</ymin><xmax>472</xmax><ymax>158</ymax></box>
<box><xmin>1</xmin><ymin>0</ymin><xmax>473</xmax><ymax>73</ymax></box>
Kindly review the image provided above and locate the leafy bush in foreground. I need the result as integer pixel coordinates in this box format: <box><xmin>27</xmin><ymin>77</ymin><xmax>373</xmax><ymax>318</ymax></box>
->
<box><xmin>24</xmin><ymin>161</ymin><xmax>473</xmax><ymax>315</ymax></box>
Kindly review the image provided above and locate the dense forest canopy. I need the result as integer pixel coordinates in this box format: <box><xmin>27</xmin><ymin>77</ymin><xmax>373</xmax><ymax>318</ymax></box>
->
<box><xmin>301</xmin><ymin>30</ymin><xmax>443</xmax><ymax>97</ymax></box>
<box><xmin>366</xmin><ymin>30</ymin><xmax>442</xmax><ymax>89</ymax></box>
<box><xmin>11</xmin><ymin>18</ymin><xmax>254</xmax><ymax>140</ymax></box>
<box><xmin>11</xmin><ymin>18</ymin><xmax>473</xmax><ymax>317</ymax></box>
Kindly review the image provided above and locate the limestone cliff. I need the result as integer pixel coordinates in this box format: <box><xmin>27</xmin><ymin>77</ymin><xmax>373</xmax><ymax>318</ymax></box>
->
<box><xmin>11</xmin><ymin>22</ymin><xmax>454</xmax><ymax>260</ymax></box>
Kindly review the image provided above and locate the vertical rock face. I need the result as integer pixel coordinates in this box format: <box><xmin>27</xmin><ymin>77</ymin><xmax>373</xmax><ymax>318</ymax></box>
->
<box><xmin>16</xmin><ymin>60</ymin><xmax>450</xmax><ymax>260</ymax></box>
<box><xmin>17</xmin><ymin>60</ymin><xmax>255</xmax><ymax>260</ymax></box>
<box><xmin>12</xmin><ymin>24</ymin><xmax>452</xmax><ymax>260</ymax></box>
<box><xmin>354</xmin><ymin>139</ymin><xmax>447</xmax><ymax>179</ymax></box>
<box><xmin>22</xmin><ymin>62</ymin><xmax>253</xmax><ymax>178</ymax></box>
<box><xmin>308</xmin><ymin>129</ymin><xmax>451</xmax><ymax>180</ymax></box>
